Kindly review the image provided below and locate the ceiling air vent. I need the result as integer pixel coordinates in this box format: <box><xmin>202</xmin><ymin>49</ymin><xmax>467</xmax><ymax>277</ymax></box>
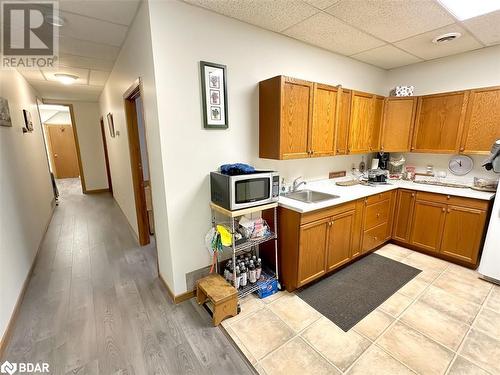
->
<box><xmin>432</xmin><ymin>32</ymin><xmax>462</xmax><ymax>44</ymax></box>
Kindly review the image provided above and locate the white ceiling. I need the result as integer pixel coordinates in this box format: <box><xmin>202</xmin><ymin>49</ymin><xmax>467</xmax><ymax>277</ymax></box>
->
<box><xmin>19</xmin><ymin>0</ymin><xmax>141</xmax><ymax>101</ymax></box>
<box><xmin>183</xmin><ymin>0</ymin><xmax>500</xmax><ymax>70</ymax></box>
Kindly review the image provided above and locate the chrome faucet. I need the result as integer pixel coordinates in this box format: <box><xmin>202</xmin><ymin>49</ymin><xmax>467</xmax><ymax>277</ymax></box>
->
<box><xmin>292</xmin><ymin>176</ymin><xmax>307</xmax><ymax>192</ymax></box>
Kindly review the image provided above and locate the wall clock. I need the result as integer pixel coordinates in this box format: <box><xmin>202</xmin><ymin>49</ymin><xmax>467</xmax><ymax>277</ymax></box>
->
<box><xmin>448</xmin><ymin>155</ymin><xmax>473</xmax><ymax>176</ymax></box>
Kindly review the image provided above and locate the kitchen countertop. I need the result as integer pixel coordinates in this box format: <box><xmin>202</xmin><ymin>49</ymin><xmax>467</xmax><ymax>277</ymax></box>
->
<box><xmin>279</xmin><ymin>178</ymin><xmax>496</xmax><ymax>213</ymax></box>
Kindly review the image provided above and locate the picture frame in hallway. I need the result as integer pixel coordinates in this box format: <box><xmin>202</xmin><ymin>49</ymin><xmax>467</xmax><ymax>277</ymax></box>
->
<box><xmin>107</xmin><ymin>112</ymin><xmax>115</xmax><ymax>138</ymax></box>
<box><xmin>22</xmin><ymin>109</ymin><xmax>34</xmax><ymax>132</ymax></box>
<box><xmin>0</xmin><ymin>97</ymin><xmax>12</xmax><ymax>127</ymax></box>
<box><xmin>200</xmin><ymin>61</ymin><xmax>228</xmax><ymax>129</ymax></box>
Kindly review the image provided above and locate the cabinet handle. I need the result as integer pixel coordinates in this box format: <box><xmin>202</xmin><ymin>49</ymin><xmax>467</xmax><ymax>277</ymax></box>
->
<box><xmin>447</xmin><ymin>208</ymin><xmax>451</xmax><ymax>213</ymax></box>
<box><xmin>374</xmin><ymin>236</ymin><xmax>378</xmax><ymax>241</ymax></box>
<box><xmin>460</xmin><ymin>147</ymin><xmax>465</xmax><ymax>152</ymax></box>
<box><xmin>411</xmin><ymin>193</ymin><xmax>415</xmax><ymax>197</ymax></box>
<box><xmin>442</xmin><ymin>208</ymin><xmax>446</xmax><ymax>212</ymax></box>
<box><xmin>447</xmin><ymin>195</ymin><xmax>450</xmax><ymax>200</ymax></box>
<box><xmin>376</xmin><ymin>213</ymin><xmax>380</xmax><ymax>218</ymax></box>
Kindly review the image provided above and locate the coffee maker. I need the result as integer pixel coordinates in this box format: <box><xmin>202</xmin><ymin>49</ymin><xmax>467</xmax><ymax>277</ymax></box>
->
<box><xmin>374</xmin><ymin>152</ymin><xmax>390</xmax><ymax>170</ymax></box>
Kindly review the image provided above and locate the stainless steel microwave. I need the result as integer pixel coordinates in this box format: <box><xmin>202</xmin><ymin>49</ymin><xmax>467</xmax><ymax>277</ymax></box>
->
<box><xmin>210</xmin><ymin>171</ymin><xmax>280</xmax><ymax>210</ymax></box>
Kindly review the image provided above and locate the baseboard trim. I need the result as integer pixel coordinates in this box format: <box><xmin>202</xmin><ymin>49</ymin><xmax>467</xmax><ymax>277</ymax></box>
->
<box><xmin>158</xmin><ymin>274</ymin><xmax>195</xmax><ymax>304</ymax></box>
<box><xmin>0</xmin><ymin>205</ymin><xmax>55</xmax><ymax>358</ymax></box>
<box><xmin>86</xmin><ymin>188</ymin><xmax>110</xmax><ymax>194</ymax></box>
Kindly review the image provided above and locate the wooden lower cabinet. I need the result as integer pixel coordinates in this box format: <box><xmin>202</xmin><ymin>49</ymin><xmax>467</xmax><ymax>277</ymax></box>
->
<box><xmin>326</xmin><ymin>210</ymin><xmax>355</xmax><ymax>271</ymax></box>
<box><xmin>409</xmin><ymin>200</ymin><xmax>447</xmax><ymax>253</ymax></box>
<box><xmin>392</xmin><ymin>189</ymin><xmax>416</xmax><ymax>243</ymax></box>
<box><xmin>298</xmin><ymin>218</ymin><xmax>329</xmax><ymax>287</ymax></box>
<box><xmin>440</xmin><ymin>205</ymin><xmax>487</xmax><ymax>264</ymax></box>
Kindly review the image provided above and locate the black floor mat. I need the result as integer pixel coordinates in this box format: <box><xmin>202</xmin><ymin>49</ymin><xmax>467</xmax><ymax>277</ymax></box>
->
<box><xmin>296</xmin><ymin>253</ymin><xmax>421</xmax><ymax>331</ymax></box>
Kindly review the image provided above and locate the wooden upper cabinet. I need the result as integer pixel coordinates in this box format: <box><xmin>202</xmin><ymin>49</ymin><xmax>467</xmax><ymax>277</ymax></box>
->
<box><xmin>410</xmin><ymin>199</ymin><xmax>447</xmax><ymax>253</ymax></box>
<box><xmin>381</xmin><ymin>97</ymin><xmax>417</xmax><ymax>152</ymax></box>
<box><xmin>440</xmin><ymin>205</ymin><xmax>487</xmax><ymax>264</ymax></box>
<box><xmin>311</xmin><ymin>83</ymin><xmax>339</xmax><ymax>157</ymax></box>
<box><xmin>298</xmin><ymin>218</ymin><xmax>329</xmax><ymax>287</ymax></box>
<box><xmin>348</xmin><ymin>91</ymin><xmax>383</xmax><ymax>153</ymax></box>
<box><xmin>259</xmin><ymin>76</ymin><xmax>313</xmax><ymax>160</ymax></box>
<box><xmin>335</xmin><ymin>88</ymin><xmax>352</xmax><ymax>155</ymax></box>
<box><xmin>369</xmin><ymin>96</ymin><xmax>384</xmax><ymax>152</ymax></box>
<box><xmin>460</xmin><ymin>86</ymin><xmax>500</xmax><ymax>154</ymax></box>
<box><xmin>412</xmin><ymin>91</ymin><xmax>469</xmax><ymax>153</ymax></box>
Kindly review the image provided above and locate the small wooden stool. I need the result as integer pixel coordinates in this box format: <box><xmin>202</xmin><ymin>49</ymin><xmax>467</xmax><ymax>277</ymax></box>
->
<box><xmin>196</xmin><ymin>274</ymin><xmax>238</xmax><ymax>326</ymax></box>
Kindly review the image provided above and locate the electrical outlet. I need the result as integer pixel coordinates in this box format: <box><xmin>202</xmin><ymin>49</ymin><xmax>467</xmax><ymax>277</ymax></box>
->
<box><xmin>329</xmin><ymin>171</ymin><xmax>346</xmax><ymax>179</ymax></box>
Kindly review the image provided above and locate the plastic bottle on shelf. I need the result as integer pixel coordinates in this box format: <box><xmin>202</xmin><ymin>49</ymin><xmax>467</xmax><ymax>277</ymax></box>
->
<box><xmin>256</xmin><ymin>258</ymin><xmax>262</xmax><ymax>279</ymax></box>
<box><xmin>248</xmin><ymin>261</ymin><xmax>257</xmax><ymax>284</ymax></box>
<box><xmin>234</xmin><ymin>266</ymin><xmax>241</xmax><ymax>289</ymax></box>
<box><xmin>240</xmin><ymin>264</ymin><xmax>248</xmax><ymax>287</ymax></box>
<box><xmin>224</xmin><ymin>260</ymin><xmax>232</xmax><ymax>281</ymax></box>
<box><xmin>226</xmin><ymin>264</ymin><xmax>234</xmax><ymax>283</ymax></box>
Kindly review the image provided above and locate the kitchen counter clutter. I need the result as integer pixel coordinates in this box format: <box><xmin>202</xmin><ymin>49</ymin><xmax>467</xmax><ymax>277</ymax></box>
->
<box><xmin>279</xmin><ymin>178</ymin><xmax>495</xmax><ymax>213</ymax></box>
<box><xmin>275</xmin><ymin>177</ymin><xmax>495</xmax><ymax>292</ymax></box>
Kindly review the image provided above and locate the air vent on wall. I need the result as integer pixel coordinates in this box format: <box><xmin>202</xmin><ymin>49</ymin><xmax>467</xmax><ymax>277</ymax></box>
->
<box><xmin>432</xmin><ymin>32</ymin><xmax>462</xmax><ymax>44</ymax></box>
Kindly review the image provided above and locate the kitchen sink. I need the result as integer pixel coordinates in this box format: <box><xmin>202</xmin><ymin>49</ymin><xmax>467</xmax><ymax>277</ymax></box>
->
<box><xmin>283</xmin><ymin>189</ymin><xmax>340</xmax><ymax>203</ymax></box>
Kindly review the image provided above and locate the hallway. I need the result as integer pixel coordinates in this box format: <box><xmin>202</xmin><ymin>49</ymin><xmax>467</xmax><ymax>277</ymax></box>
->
<box><xmin>1</xmin><ymin>186</ymin><xmax>252</xmax><ymax>375</ymax></box>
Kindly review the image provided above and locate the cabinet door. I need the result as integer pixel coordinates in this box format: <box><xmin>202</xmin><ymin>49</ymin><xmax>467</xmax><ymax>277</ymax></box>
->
<box><xmin>412</xmin><ymin>91</ymin><xmax>468</xmax><ymax>153</ymax></box>
<box><xmin>335</xmin><ymin>89</ymin><xmax>351</xmax><ymax>155</ymax></box>
<box><xmin>381</xmin><ymin>97</ymin><xmax>417</xmax><ymax>152</ymax></box>
<box><xmin>298</xmin><ymin>218</ymin><xmax>328</xmax><ymax>286</ymax></box>
<box><xmin>441</xmin><ymin>206</ymin><xmax>487</xmax><ymax>264</ymax></box>
<box><xmin>460</xmin><ymin>86</ymin><xmax>500</xmax><ymax>154</ymax></box>
<box><xmin>281</xmin><ymin>77</ymin><xmax>313</xmax><ymax>159</ymax></box>
<box><xmin>410</xmin><ymin>200</ymin><xmax>447</xmax><ymax>253</ymax></box>
<box><xmin>326</xmin><ymin>211</ymin><xmax>355</xmax><ymax>271</ymax></box>
<box><xmin>348</xmin><ymin>91</ymin><xmax>372</xmax><ymax>153</ymax></box>
<box><xmin>369</xmin><ymin>96</ymin><xmax>384</xmax><ymax>152</ymax></box>
<box><xmin>392</xmin><ymin>189</ymin><xmax>416</xmax><ymax>243</ymax></box>
<box><xmin>311</xmin><ymin>83</ymin><xmax>338</xmax><ymax>157</ymax></box>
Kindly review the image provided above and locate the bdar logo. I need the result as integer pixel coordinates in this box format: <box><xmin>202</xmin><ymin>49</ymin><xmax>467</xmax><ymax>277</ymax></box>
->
<box><xmin>0</xmin><ymin>361</ymin><xmax>17</xmax><ymax>375</ymax></box>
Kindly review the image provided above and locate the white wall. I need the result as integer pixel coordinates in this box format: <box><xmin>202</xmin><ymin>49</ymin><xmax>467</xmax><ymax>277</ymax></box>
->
<box><xmin>385</xmin><ymin>45</ymin><xmax>500</xmax><ymax>95</ymax></box>
<box><xmin>0</xmin><ymin>70</ymin><xmax>54</xmax><ymax>343</ymax></box>
<box><xmin>99</xmin><ymin>1</ymin><xmax>175</xmax><ymax>287</ymax></box>
<box><xmin>44</xmin><ymin>100</ymin><xmax>108</xmax><ymax>191</ymax></box>
<box><xmin>44</xmin><ymin>111</ymin><xmax>71</xmax><ymax>125</ymax></box>
<box><xmin>147</xmin><ymin>0</ymin><xmax>388</xmax><ymax>294</ymax></box>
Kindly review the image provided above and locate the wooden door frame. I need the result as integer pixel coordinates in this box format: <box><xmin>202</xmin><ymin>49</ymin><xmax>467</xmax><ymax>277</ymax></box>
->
<box><xmin>100</xmin><ymin>117</ymin><xmax>113</xmax><ymax>195</ymax></box>
<box><xmin>42</xmin><ymin>100</ymin><xmax>87</xmax><ymax>194</ymax></box>
<box><xmin>123</xmin><ymin>78</ymin><xmax>151</xmax><ymax>246</ymax></box>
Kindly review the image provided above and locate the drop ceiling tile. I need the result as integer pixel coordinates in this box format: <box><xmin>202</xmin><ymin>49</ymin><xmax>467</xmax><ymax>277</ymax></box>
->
<box><xmin>89</xmin><ymin>70</ymin><xmax>110</xmax><ymax>86</ymax></box>
<box><xmin>284</xmin><ymin>12</ymin><xmax>385</xmax><ymax>56</ymax></box>
<box><xmin>183</xmin><ymin>0</ymin><xmax>319</xmax><ymax>32</ymax></box>
<box><xmin>351</xmin><ymin>45</ymin><xmax>422</xmax><ymax>69</ymax></box>
<box><xmin>42</xmin><ymin>66</ymin><xmax>89</xmax><ymax>85</ymax></box>
<box><xmin>325</xmin><ymin>0</ymin><xmax>455</xmax><ymax>43</ymax></box>
<box><xmin>395</xmin><ymin>24</ymin><xmax>483</xmax><ymax>60</ymax></box>
<box><xmin>59</xmin><ymin>36</ymin><xmax>120</xmax><ymax>61</ymax></box>
<box><xmin>58</xmin><ymin>54</ymin><xmax>115</xmax><ymax>71</ymax></box>
<box><xmin>463</xmin><ymin>10</ymin><xmax>500</xmax><ymax>46</ymax></box>
<box><xmin>59</xmin><ymin>0</ymin><xmax>141</xmax><ymax>26</ymax></box>
<box><xmin>303</xmin><ymin>0</ymin><xmax>340</xmax><ymax>10</ymax></box>
<box><xmin>59</xmin><ymin>11</ymin><xmax>128</xmax><ymax>47</ymax></box>
<box><xmin>17</xmin><ymin>70</ymin><xmax>46</xmax><ymax>82</ymax></box>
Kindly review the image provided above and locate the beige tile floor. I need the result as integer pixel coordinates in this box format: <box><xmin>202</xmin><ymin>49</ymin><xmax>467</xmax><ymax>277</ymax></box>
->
<box><xmin>222</xmin><ymin>244</ymin><xmax>500</xmax><ymax>375</ymax></box>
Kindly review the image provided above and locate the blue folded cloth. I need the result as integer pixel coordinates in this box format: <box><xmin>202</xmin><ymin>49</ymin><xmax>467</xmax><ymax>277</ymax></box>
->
<box><xmin>220</xmin><ymin>163</ymin><xmax>256</xmax><ymax>175</ymax></box>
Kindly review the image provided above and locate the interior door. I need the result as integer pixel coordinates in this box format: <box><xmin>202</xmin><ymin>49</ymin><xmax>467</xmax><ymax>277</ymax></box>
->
<box><xmin>410</xmin><ymin>200</ymin><xmax>447</xmax><ymax>253</ymax></box>
<box><xmin>46</xmin><ymin>125</ymin><xmax>80</xmax><ymax>179</ymax></box>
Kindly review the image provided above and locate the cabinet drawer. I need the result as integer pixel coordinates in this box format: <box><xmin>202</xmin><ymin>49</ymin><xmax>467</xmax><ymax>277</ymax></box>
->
<box><xmin>416</xmin><ymin>192</ymin><xmax>489</xmax><ymax>210</ymax></box>
<box><xmin>362</xmin><ymin>222</ymin><xmax>388</xmax><ymax>253</ymax></box>
<box><xmin>364</xmin><ymin>200</ymin><xmax>390</xmax><ymax>230</ymax></box>
<box><xmin>365</xmin><ymin>191</ymin><xmax>392</xmax><ymax>205</ymax></box>
<box><xmin>301</xmin><ymin>201</ymin><xmax>356</xmax><ymax>225</ymax></box>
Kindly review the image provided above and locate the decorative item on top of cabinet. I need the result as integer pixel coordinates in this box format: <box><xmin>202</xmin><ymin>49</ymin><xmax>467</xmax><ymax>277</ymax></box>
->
<box><xmin>348</xmin><ymin>91</ymin><xmax>384</xmax><ymax>153</ymax></box>
<box><xmin>460</xmin><ymin>86</ymin><xmax>500</xmax><ymax>154</ymax></box>
<box><xmin>380</xmin><ymin>97</ymin><xmax>417</xmax><ymax>152</ymax></box>
<box><xmin>412</xmin><ymin>90</ymin><xmax>469</xmax><ymax>153</ymax></box>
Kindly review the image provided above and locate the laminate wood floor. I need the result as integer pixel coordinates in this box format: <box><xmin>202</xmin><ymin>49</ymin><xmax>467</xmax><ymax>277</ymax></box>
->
<box><xmin>1</xmin><ymin>179</ymin><xmax>254</xmax><ymax>375</ymax></box>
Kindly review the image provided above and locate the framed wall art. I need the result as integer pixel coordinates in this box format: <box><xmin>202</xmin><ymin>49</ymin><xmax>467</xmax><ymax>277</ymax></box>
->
<box><xmin>0</xmin><ymin>97</ymin><xmax>12</xmax><ymax>127</ymax></box>
<box><xmin>22</xmin><ymin>109</ymin><xmax>34</xmax><ymax>132</ymax></box>
<box><xmin>107</xmin><ymin>112</ymin><xmax>115</xmax><ymax>138</ymax></box>
<box><xmin>200</xmin><ymin>61</ymin><xmax>228</xmax><ymax>129</ymax></box>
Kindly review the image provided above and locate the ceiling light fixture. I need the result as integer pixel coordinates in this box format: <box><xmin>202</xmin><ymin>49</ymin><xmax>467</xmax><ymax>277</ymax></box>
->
<box><xmin>437</xmin><ymin>0</ymin><xmax>500</xmax><ymax>20</ymax></box>
<box><xmin>432</xmin><ymin>32</ymin><xmax>462</xmax><ymax>44</ymax></box>
<box><xmin>45</xmin><ymin>13</ymin><xmax>65</xmax><ymax>27</ymax></box>
<box><xmin>54</xmin><ymin>73</ymin><xmax>79</xmax><ymax>85</ymax></box>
